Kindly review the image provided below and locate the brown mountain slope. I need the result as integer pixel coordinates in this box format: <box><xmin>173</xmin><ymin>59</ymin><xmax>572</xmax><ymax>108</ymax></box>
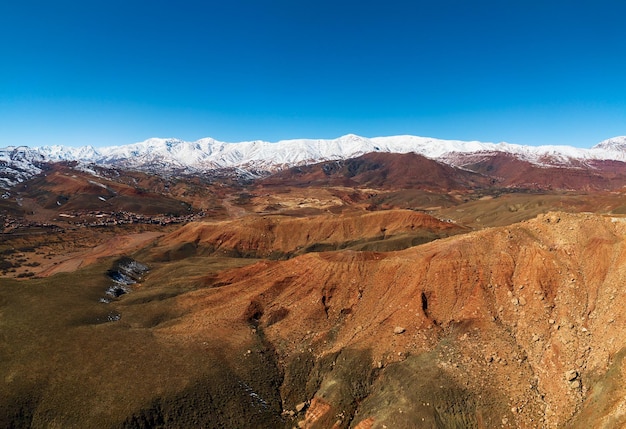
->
<box><xmin>260</xmin><ymin>152</ymin><xmax>490</xmax><ymax>191</ymax></box>
<box><xmin>448</xmin><ymin>152</ymin><xmax>626</xmax><ymax>190</ymax></box>
<box><xmin>151</xmin><ymin>209</ymin><xmax>466</xmax><ymax>260</ymax></box>
<box><xmin>13</xmin><ymin>165</ymin><xmax>193</xmax><ymax>217</ymax></box>
<box><xmin>159</xmin><ymin>211</ymin><xmax>626</xmax><ymax>428</ymax></box>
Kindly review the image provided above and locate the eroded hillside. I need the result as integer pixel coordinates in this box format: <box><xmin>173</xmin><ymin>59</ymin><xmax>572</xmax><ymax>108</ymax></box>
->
<box><xmin>155</xmin><ymin>211</ymin><xmax>626</xmax><ymax>428</ymax></box>
<box><xmin>3</xmin><ymin>209</ymin><xmax>626</xmax><ymax>428</ymax></box>
<box><xmin>151</xmin><ymin>209</ymin><xmax>466</xmax><ymax>260</ymax></box>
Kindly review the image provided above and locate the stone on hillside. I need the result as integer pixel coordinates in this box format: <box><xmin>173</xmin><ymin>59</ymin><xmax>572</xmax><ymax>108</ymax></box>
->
<box><xmin>565</xmin><ymin>369</ymin><xmax>578</xmax><ymax>381</ymax></box>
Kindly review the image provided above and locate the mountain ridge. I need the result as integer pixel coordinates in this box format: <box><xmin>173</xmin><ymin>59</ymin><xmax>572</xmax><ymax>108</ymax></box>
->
<box><xmin>2</xmin><ymin>134</ymin><xmax>626</xmax><ymax>188</ymax></box>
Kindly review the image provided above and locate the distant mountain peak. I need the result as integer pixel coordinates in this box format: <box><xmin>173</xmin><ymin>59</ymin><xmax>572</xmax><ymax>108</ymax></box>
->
<box><xmin>592</xmin><ymin>136</ymin><xmax>626</xmax><ymax>151</ymax></box>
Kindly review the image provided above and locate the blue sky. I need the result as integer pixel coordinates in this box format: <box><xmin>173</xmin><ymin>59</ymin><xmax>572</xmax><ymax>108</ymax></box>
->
<box><xmin>1</xmin><ymin>0</ymin><xmax>625</xmax><ymax>148</ymax></box>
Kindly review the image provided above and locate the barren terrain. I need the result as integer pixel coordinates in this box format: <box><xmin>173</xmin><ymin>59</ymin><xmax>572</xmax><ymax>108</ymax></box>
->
<box><xmin>2</xmin><ymin>155</ymin><xmax>626</xmax><ymax>428</ymax></box>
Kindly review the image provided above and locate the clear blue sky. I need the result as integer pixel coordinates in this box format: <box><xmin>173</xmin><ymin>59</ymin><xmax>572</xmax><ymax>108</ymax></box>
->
<box><xmin>1</xmin><ymin>0</ymin><xmax>625</xmax><ymax>148</ymax></box>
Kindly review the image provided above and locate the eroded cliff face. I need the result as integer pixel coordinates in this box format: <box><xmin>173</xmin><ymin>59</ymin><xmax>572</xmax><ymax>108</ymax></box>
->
<box><xmin>161</xmin><ymin>212</ymin><xmax>626</xmax><ymax>428</ymax></box>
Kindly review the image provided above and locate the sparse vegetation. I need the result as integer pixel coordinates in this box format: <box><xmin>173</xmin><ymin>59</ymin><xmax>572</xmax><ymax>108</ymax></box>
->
<box><xmin>15</xmin><ymin>271</ymin><xmax>34</xmax><ymax>278</ymax></box>
<box><xmin>3</xmin><ymin>156</ymin><xmax>626</xmax><ymax>427</ymax></box>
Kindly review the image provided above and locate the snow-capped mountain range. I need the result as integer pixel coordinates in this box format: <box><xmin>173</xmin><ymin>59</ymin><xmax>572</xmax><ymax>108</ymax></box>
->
<box><xmin>2</xmin><ymin>134</ymin><xmax>626</xmax><ymax>188</ymax></box>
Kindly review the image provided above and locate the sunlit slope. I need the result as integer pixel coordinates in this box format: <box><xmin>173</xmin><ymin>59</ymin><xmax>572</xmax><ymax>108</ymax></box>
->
<box><xmin>3</xmin><ymin>212</ymin><xmax>626</xmax><ymax>427</ymax></box>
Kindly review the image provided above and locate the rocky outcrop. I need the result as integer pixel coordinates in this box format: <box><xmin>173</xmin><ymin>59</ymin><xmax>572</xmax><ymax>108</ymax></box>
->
<box><xmin>102</xmin><ymin>257</ymin><xmax>149</xmax><ymax>305</ymax></box>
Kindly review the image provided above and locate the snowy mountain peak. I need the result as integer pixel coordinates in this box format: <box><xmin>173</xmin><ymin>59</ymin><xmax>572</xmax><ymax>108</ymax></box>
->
<box><xmin>1</xmin><ymin>134</ymin><xmax>625</xmax><ymax>189</ymax></box>
<box><xmin>592</xmin><ymin>136</ymin><xmax>626</xmax><ymax>151</ymax></box>
<box><xmin>0</xmin><ymin>146</ymin><xmax>44</xmax><ymax>188</ymax></box>
<box><xmin>38</xmin><ymin>144</ymin><xmax>101</xmax><ymax>162</ymax></box>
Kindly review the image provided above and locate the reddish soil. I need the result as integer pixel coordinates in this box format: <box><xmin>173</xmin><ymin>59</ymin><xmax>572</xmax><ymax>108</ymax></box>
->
<box><xmin>154</xmin><ymin>209</ymin><xmax>465</xmax><ymax>259</ymax></box>
<box><xmin>157</xmin><ymin>211</ymin><xmax>626</xmax><ymax>428</ymax></box>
